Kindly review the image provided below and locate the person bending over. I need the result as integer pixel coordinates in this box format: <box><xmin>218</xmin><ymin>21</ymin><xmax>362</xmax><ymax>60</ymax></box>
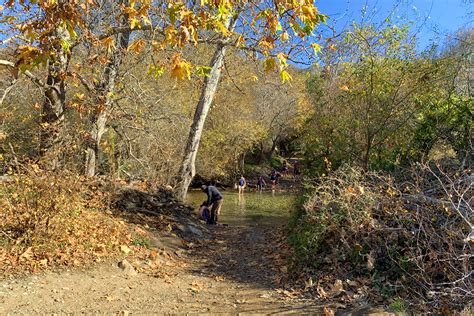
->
<box><xmin>201</xmin><ymin>185</ymin><xmax>223</xmax><ymax>225</ymax></box>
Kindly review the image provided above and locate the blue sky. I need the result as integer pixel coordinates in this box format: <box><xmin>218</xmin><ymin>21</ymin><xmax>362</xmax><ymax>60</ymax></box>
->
<box><xmin>316</xmin><ymin>0</ymin><xmax>473</xmax><ymax>49</ymax></box>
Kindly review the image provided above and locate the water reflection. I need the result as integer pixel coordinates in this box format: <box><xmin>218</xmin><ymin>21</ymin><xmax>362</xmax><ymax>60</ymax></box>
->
<box><xmin>238</xmin><ymin>193</ymin><xmax>246</xmax><ymax>214</ymax></box>
<box><xmin>186</xmin><ymin>190</ymin><xmax>297</xmax><ymax>226</ymax></box>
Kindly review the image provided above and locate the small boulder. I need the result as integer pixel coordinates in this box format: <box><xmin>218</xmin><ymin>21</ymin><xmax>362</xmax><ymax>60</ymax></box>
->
<box><xmin>120</xmin><ymin>245</ymin><xmax>133</xmax><ymax>255</ymax></box>
<box><xmin>117</xmin><ymin>259</ymin><xmax>137</xmax><ymax>276</ymax></box>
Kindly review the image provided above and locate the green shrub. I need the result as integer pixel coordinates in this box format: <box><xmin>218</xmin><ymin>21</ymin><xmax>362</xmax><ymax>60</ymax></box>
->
<box><xmin>132</xmin><ymin>236</ymin><xmax>150</xmax><ymax>248</ymax></box>
<box><xmin>289</xmin><ymin>165</ymin><xmax>380</xmax><ymax>266</ymax></box>
<box><xmin>389</xmin><ymin>298</ymin><xmax>407</xmax><ymax>313</ymax></box>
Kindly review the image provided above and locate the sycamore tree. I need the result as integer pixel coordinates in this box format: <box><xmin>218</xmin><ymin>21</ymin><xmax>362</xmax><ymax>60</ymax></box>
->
<box><xmin>76</xmin><ymin>0</ymin><xmax>132</xmax><ymax>177</ymax></box>
<box><xmin>173</xmin><ymin>0</ymin><xmax>326</xmax><ymax>200</ymax></box>
<box><xmin>1</xmin><ymin>0</ymin><xmax>84</xmax><ymax>169</ymax></box>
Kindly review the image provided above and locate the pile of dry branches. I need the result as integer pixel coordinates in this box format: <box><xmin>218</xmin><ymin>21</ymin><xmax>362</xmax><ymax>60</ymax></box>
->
<box><xmin>292</xmin><ymin>163</ymin><xmax>472</xmax><ymax>311</ymax></box>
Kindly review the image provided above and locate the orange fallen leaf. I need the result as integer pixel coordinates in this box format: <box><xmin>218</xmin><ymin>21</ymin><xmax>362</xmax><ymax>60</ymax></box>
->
<box><xmin>149</xmin><ymin>250</ymin><xmax>158</xmax><ymax>260</ymax></box>
<box><xmin>317</xmin><ymin>285</ymin><xmax>328</xmax><ymax>298</ymax></box>
<box><xmin>339</xmin><ymin>85</ymin><xmax>350</xmax><ymax>92</ymax></box>
<box><xmin>215</xmin><ymin>275</ymin><xmax>225</xmax><ymax>281</ymax></box>
<box><xmin>19</xmin><ymin>247</ymin><xmax>34</xmax><ymax>261</ymax></box>
<box><xmin>324</xmin><ymin>306</ymin><xmax>335</xmax><ymax>316</ymax></box>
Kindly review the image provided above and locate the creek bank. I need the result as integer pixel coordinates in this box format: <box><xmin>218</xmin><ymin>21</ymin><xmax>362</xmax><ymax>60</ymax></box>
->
<box><xmin>1</xmin><ymin>180</ymin><xmax>410</xmax><ymax>314</ymax></box>
<box><xmin>0</xmin><ymin>182</ymin><xmax>322</xmax><ymax>314</ymax></box>
<box><xmin>112</xmin><ymin>185</ymin><xmax>210</xmax><ymax>240</ymax></box>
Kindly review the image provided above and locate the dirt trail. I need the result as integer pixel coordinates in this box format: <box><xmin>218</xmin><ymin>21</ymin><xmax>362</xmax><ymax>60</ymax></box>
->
<box><xmin>0</xmin><ymin>222</ymin><xmax>324</xmax><ymax>314</ymax></box>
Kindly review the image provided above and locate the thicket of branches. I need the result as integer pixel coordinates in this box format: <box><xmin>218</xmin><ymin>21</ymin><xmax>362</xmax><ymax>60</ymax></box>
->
<box><xmin>290</xmin><ymin>164</ymin><xmax>472</xmax><ymax>311</ymax></box>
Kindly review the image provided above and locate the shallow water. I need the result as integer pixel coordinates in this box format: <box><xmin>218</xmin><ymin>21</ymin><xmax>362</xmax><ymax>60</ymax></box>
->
<box><xmin>185</xmin><ymin>190</ymin><xmax>297</xmax><ymax>226</ymax></box>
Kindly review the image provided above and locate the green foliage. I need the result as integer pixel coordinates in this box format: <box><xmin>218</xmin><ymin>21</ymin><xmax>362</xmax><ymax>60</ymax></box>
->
<box><xmin>389</xmin><ymin>299</ymin><xmax>407</xmax><ymax>313</ymax></box>
<box><xmin>132</xmin><ymin>236</ymin><xmax>151</xmax><ymax>248</ymax></box>
<box><xmin>267</xmin><ymin>156</ymin><xmax>285</xmax><ymax>169</ymax></box>
<box><xmin>405</xmin><ymin>95</ymin><xmax>473</xmax><ymax>163</ymax></box>
<box><xmin>301</xmin><ymin>24</ymin><xmax>472</xmax><ymax>176</ymax></box>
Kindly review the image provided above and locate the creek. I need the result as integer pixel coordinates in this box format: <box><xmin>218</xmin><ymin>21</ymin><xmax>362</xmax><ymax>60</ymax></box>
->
<box><xmin>185</xmin><ymin>190</ymin><xmax>297</xmax><ymax>226</ymax></box>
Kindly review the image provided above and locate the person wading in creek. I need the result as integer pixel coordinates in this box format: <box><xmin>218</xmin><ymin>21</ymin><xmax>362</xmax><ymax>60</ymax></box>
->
<box><xmin>201</xmin><ymin>185</ymin><xmax>223</xmax><ymax>225</ymax></box>
<box><xmin>257</xmin><ymin>175</ymin><xmax>266</xmax><ymax>192</ymax></box>
<box><xmin>238</xmin><ymin>175</ymin><xmax>246</xmax><ymax>194</ymax></box>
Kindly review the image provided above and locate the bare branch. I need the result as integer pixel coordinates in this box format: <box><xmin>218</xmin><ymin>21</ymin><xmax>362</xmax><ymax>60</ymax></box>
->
<box><xmin>0</xmin><ymin>59</ymin><xmax>46</xmax><ymax>88</ymax></box>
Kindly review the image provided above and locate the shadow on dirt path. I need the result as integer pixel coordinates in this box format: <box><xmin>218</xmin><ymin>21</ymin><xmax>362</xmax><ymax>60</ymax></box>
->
<box><xmin>187</xmin><ymin>224</ymin><xmax>286</xmax><ymax>289</ymax></box>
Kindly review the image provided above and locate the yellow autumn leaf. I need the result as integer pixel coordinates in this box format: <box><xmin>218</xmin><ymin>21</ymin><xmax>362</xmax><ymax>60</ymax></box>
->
<box><xmin>127</xmin><ymin>39</ymin><xmax>146</xmax><ymax>54</ymax></box>
<box><xmin>236</xmin><ymin>35</ymin><xmax>245</xmax><ymax>47</ymax></box>
<box><xmin>301</xmin><ymin>5</ymin><xmax>316</xmax><ymax>18</ymax></box>
<box><xmin>75</xmin><ymin>93</ymin><xmax>85</xmax><ymax>100</ymax></box>
<box><xmin>277</xmin><ymin>53</ymin><xmax>288</xmax><ymax>70</ymax></box>
<box><xmin>264</xmin><ymin>58</ymin><xmax>276</xmax><ymax>72</ymax></box>
<box><xmin>216</xmin><ymin>21</ymin><xmax>232</xmax><ymax>37</ymax></box>
<box><xmin>142</xmin><ymin>15</ymin><xmax>151</xmax><ymax>25</ymax></box>
<box><xmin>170</xmin><ymin>55</ymin><xmax>192</xmax><ymax>80</ymax></box>
<box><xmin>310</xmin><ymin>43</ymin><xmax>321</xmax><ymax>54</ymax></box>
<box><xmin>280</xmin><ymin>70</ymin><xmax>292</xmax><ymax>83</ymax></box>
<box><xmin>130</xmin><ymin>18</ymin><xmax>141</xmax><ymax>29</ymax></box>
<box><xmin>148</xmin><ymin>64</ymin><xmax>164</xmax><ymax>79</ymax></box>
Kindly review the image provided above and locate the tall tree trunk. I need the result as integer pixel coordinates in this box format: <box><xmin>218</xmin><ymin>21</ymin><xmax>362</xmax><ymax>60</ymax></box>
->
<box><xmin>270</xmin><ymin>136</ymin><xmax>279</xmax><ymax>157</ymax></box>
<box><xmin>84</xmin><ymin>2</ymin><xmax>131</xmax><ymax>177</ymax></box>
<box><xmin>257</xmin><ymin>141</ymin><xmax>265</xmax><ymax>164</ymax></box>
<box><xmin>240</xmin><ymin>152</ymin><xmax>246</xmax><ymax>174</ymax></box>
<box><xmin>39</xmin><ymin>25</ymin><xmax>70</xmax><ymax>170</ymax></box>
<box><xmin>176</xmin><ymin>43</ymin><xmax>228</xmax><ymax>201</ymax></box>
<box><xmin>84</xmin><ymin>110</ymin><xmax>108</xmax><ymax>176</ymax></box>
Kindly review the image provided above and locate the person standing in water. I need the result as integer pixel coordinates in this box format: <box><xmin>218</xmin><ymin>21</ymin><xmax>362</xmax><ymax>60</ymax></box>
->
<box><xmin>256</xmin><ymin>175</ymin><xmax>266</xmax><ymax>192</ymax></box>
<box><xmin>238</xmin><ymin>175</ymin><xmax>246</xmax><ymax>194</ymax></box>
<box><xmin>201</xmin><ymin>185</ymin><xmax>223</xmax><ymax>225</ymax></box>
<box><xmin>270</xmin><ymin>169</ymin><xmax>277</xmax><ymax>187</ymax></box>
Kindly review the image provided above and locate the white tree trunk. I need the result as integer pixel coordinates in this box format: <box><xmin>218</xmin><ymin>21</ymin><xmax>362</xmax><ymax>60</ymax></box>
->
<box><xmin>84</xmin><ymin>110</ymin><xmax>108</xmax><ymax>177</ymax></box>
<box><xmin>84</xmin><ymin>1</ymin><xmax>130</xmax><ymax>177</ymax></box>
<box><xmin>176</xmin><ymin>43</ymin><xmax>228</xmax><ymax>201</ymax></box>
